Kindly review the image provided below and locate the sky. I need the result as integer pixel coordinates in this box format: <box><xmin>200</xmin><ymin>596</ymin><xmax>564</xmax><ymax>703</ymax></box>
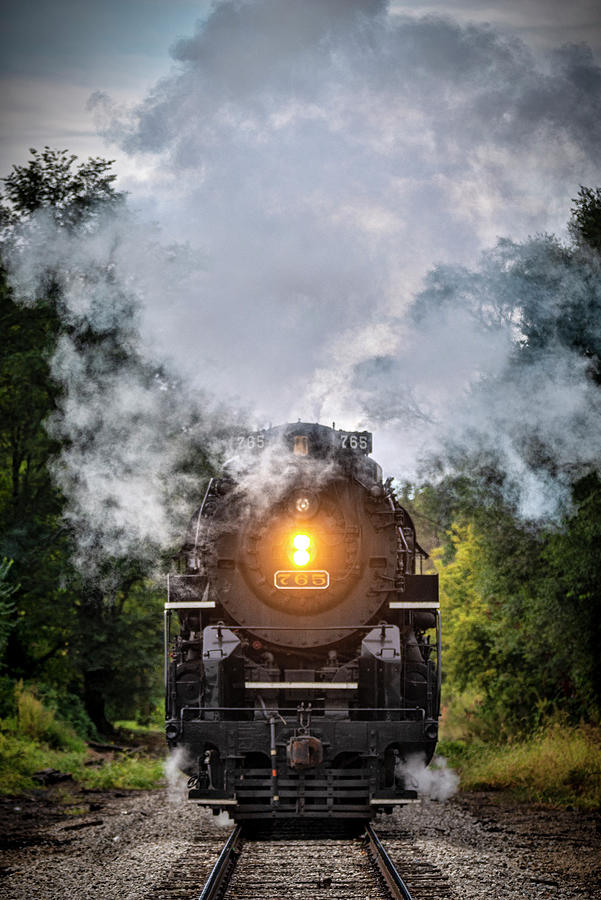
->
<box><xmin>3</xmin><ymin>0</ymin><xmax>601</xmax><ymax>179</ymax></box>
<box><xmin>1</xmin><ymin>0</ymin><xmax>209</xmax><ymax>177</ymax></box>
<box><xmin>4</xmin><ymin>0</ymin><xmax>601</xmax><ymax>534</ymax></box>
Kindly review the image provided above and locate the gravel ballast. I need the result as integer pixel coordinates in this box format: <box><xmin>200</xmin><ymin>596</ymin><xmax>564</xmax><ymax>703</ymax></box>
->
<box><xmin>1</xmin><ymin>785</ymin><xmax>599</xmax><ymax>899</ymax></box>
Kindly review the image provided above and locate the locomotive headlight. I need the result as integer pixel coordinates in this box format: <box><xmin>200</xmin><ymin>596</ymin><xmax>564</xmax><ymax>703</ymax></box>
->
<box><xmin>295</xmin><ymin>496</ymin><xmax>311</xmax><ymax>513</ymax></box>
<box><xmin>291</xmin><ymin>533</ymin><xmax>311</xmax><ymax>567</ymax></box>
<box><xmin>289</xmin><ymin>490</ymin><xmax>319</xmax><ymax>520</ymax></box>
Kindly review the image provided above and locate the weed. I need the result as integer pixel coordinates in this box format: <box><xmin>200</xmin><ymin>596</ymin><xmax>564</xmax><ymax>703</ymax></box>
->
<box><xmin>0</xmin><ymin>688</ymin><xmax>164</xmax><ymax>795</ymax></box>
<box><xmin>440</xmin><ymin>724</ymin><xmax>601</xmax><ymax>810</ymax></box>
<box><xmin>78</xmin><ymin>756</ymin><xmax>165</xmax><ymax>790</ymax></box>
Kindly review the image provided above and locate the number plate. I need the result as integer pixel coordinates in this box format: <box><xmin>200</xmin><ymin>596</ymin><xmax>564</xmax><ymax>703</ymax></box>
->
<box><xmin>337</xmin><ymin>431</ymin><xmax>372</xmax><ymax>453</ymax></box>
<box><xmin>274</xmin><ymin>570</ymin><xmax>330</xmax><ymax>590</ymax></box>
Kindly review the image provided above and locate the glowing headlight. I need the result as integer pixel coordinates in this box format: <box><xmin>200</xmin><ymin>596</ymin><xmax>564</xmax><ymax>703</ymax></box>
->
<box><xmin>292</xmin><ymin>533</ymin><xmax>311</xmax><ymax>567</ymax></box>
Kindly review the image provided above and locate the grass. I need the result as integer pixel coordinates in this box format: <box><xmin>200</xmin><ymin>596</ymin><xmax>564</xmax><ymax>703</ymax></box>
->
<box><xmin>439</xmin><ymin>723</ymin><xmax>601</xmax><ymax>810</ymax></box>
<box><xmin>0</xmin><ymin>730</ymin><xmax>166</xmax><ymax>795</ymax></box>
<box><xmin>80</xmin><ymin>756</ymin><xmax>165</xmax><ymax>790</ymax></box>
<box><xmin>0</xmin><ymin>685</ymin><xmax>166</xmax><ymax>795</ymax></box>
<box><xmin>113</xmin><ymin>719</ymin><xmax>163</xmax><ymax>734</ymax></box>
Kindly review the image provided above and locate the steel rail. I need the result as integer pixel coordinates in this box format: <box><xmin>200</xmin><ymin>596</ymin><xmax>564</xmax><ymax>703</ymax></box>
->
<box><xmin>197</xmin><ymin>825</ymin><xmax>243</xmax><ymax>900</ymax></box>
<box><xmin>365</xmin><ymin>824</ymin><xmax>414</xmax><ymax>900</ymax></box>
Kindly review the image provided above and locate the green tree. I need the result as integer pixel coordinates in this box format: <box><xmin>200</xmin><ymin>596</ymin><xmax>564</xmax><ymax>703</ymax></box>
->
<box><xmin>0</xmin><ymin>558</ymin><xmax>18</xmax><ymax>662</ymax></box>
<box><xmin>0</xmin><ymin>244</ymin><xmax>78</xmax><ymax>697</ymax></box>
<box><xmin>1</xmin><ymin>148</ymin><xmax>216</xmax><ymax>733</ymax></box>
<box><xmin>0</xmin><ymin>148</ymin><xmax>156</xmax><ymax>732</ymax></box>
<box><xmin>569</xmin><ymin>186</ymin><xmax>601</xmax><ymax>252</ymax></box>
<box><xmin>1</xmin><ymin>146</ymin><xmax>124</xmax><ymax>232</ymax></box>
<box><xmin>412</xmin><ymin>186</ymin><xmax>601</xmax><ymax>736</ymax></box>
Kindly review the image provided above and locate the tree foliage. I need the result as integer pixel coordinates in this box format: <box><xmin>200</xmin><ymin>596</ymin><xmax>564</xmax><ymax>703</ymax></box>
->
<box><xmin>1</xmin><ymin>147</ymin><xmax>125</xmax><ymax>233</ymax></box>
<box><xmin>570</xmin><ymin>186</ymin><xmax>601</xmax><ymax>253</ymax></box>
<box><xmin>410</xmin><ymin>185</ymin><xmax>601</xmax><ymax>738</ymax></box>
<box><xmin>0</xmin><ymin>149</ymin><xmax>163</xmax><ymax>734</ymax></box>
<box><xmin>0</xmin><ymin>558</ymin><xmax>18</xmax><ymax>662</ymax></box>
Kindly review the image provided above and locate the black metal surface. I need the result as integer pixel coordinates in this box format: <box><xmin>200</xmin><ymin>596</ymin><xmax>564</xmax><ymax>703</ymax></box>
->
<box><xmin>198</xmin><ymin>825</ymin><xmax>242</xmax><ymax>900</ymax></box>
<box><xmin>165</xmin><ymin>421</ymin><xmax>441</xmax><ymax>821</ymax></box>
<box><xmin>365</xmin><ymin>824</ymin><xmax>414</xmax><ymax>900</ymax></box>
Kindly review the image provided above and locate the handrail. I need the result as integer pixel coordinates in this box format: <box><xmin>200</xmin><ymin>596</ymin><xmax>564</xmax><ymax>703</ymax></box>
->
<box><xmin>177</xmin><ymin>705</ymin><xmax>426</xmax><ymax>718</ymax></box>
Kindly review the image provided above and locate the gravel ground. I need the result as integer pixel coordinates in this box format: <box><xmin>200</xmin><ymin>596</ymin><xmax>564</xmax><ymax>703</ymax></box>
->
<box><xmin>0</xmin><ymin>783</ymin><xmax>231</xmax><ymax>900</ymax></box>
<box><xmin>378</xmin><ymin>792</ymin><xmax>601</xmax><ymax>899</ymax></box>
<box><xmin>1</xmin><ymin>783</ymin><xmax>599</xmax><ymax>899</ymax></box>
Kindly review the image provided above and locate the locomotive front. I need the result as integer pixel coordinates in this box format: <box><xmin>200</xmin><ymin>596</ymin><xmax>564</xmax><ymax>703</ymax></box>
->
<box><xmin>165</xmin><ymin>422</ymin><xmax>440</xmax><ymax>819</ymax></box>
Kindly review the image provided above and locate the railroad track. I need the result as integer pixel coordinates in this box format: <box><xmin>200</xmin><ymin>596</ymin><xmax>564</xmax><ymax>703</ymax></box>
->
<box><xmin>185</xmin><ymin>821</ymin><xmax>453</xmax><ymax>900</ymax></box>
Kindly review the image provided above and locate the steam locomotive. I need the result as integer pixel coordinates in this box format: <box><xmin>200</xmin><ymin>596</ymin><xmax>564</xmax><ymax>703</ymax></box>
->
<box><xmin>164</xmin><ymin>422</ymin><xmax>440</xmax><ymax>820</ymax></box>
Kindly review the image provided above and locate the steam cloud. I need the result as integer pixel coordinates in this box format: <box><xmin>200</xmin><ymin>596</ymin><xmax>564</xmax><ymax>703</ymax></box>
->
<box><xmin>6</xmin><ymin>209</ymin><xmax>247</xmax><ymax>578</ymax></box>
<box><xmin>227</xmin><ymin>437</ymin><xmax>342</xmax><ymax>515</ymax></box>
<box><xmin>88</xmin><ymin>0</ymin><xmax>601</xmax><ymax>514</ymax></box>
<box><xmin>7</xmin><ymin>0</ymin><xmax>601</xmax><ymax>562</ymax></box>
<box><xmin>396</xmin><ymin>753</ymin><xmax>460</xmax><ymax>802</ymax></box>
<box><xmin>164</xmin><ymin>746</ymin><xmax>193</xmax><ymax>802</ymax></box>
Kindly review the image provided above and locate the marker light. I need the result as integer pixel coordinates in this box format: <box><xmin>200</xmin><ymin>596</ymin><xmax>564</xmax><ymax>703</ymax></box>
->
<box><xmin>292</xmin><ymin>533</ymin><xmax>311</xmax><ymax>566</ymax></box>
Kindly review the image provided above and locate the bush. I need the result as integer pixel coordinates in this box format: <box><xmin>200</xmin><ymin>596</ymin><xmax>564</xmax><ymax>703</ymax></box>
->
<box><xmin>440</xmin><ymin>723</ymin><xmax>601</xmax><ymax>810</ymax></box>
<box><xmin>0</xmin><ymin>676</ymin><xmax>16</xmax><ymax>718</ymax></box>
<box><xmin>35</xmin><ymin>684</ymin><xmax>98</xmax><ymax>741</ymax></box>
<box><xmin>15</xmin><ymin>682</ymin><xmax>84</xmax><ymax>751</ymax></box>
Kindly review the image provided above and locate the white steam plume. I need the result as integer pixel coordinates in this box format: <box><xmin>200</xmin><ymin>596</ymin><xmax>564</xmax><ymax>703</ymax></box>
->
<box><xmin>84</xmin><ymin>0</ymin><xmax>601</xmax><ymax>516</ymax></box>
<box><xmin>6</xmin><ymin>0</ymin><xmax>601</xmax><ymax>552</ymax></box>
<box><xmin>227</xmin><ymin>435</ymin><xmax>342</xmax><ymax>515</ymax></box>
<box><xmin>6</xmin><ymin>209</ymin><xmax>248</xmax><ymax>579</ymax></box>
<box><xmin>396</xmin><ymin>753</ymin><xmax>460</xmax><ymax>802</ymax></box>
<box><xmin>164</xmin><ymin>747</ymin><xmax>193</xmax><ymax>803</ymax></box>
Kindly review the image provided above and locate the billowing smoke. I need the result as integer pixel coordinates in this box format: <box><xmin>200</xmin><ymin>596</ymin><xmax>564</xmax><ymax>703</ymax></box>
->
<box><xmin>164</xmin><ymin>746</ymin><xmax>193</xmax><ymax>802</ymax></box>
<box><xmin>214</xmin><ymin>810</ymin><xmax>234</xmax><ymax>828</ymax></box>
<box><xmin>6</xmin><ymin>0</ymin><xmax>601</xmax><ymax>561</ymax></box>
<box><xmin>86</xmin><ymin>0</ymin><xmax>601</xmax><ymax>516</ymax></box>
<box><xmin>226</xmin><ymin>436</ymin><xmax>341</xmax><ymax>515</ymax></box>
<box><xmin>5</xmin><ymin>208</ymin><xmax>247</xmax><ymax>579</ymax></box>
<box><xmin>336</xmin><ymin>237</ymin><xmax>601</xmax><ymax>517</ymax></box>
<box><xmin>396</xmin><ymin>752</ymin><xmax>460</xmax><ymax>801</ymax></box>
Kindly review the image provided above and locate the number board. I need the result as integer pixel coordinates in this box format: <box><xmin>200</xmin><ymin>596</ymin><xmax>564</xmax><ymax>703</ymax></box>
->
<box><xmin>230</xmin><ymin>432</ymin><xmax>266</xmax><ymax>452</ymax></box>
<box><xmin>337</xmin><ymin>431</ymin><xmax>372</xmax><ymax>454</ymax></box>
<box><xmin>274</xmin><ymin>570</ymin><xmax>330</xmax><ymax>590</ymax></box>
